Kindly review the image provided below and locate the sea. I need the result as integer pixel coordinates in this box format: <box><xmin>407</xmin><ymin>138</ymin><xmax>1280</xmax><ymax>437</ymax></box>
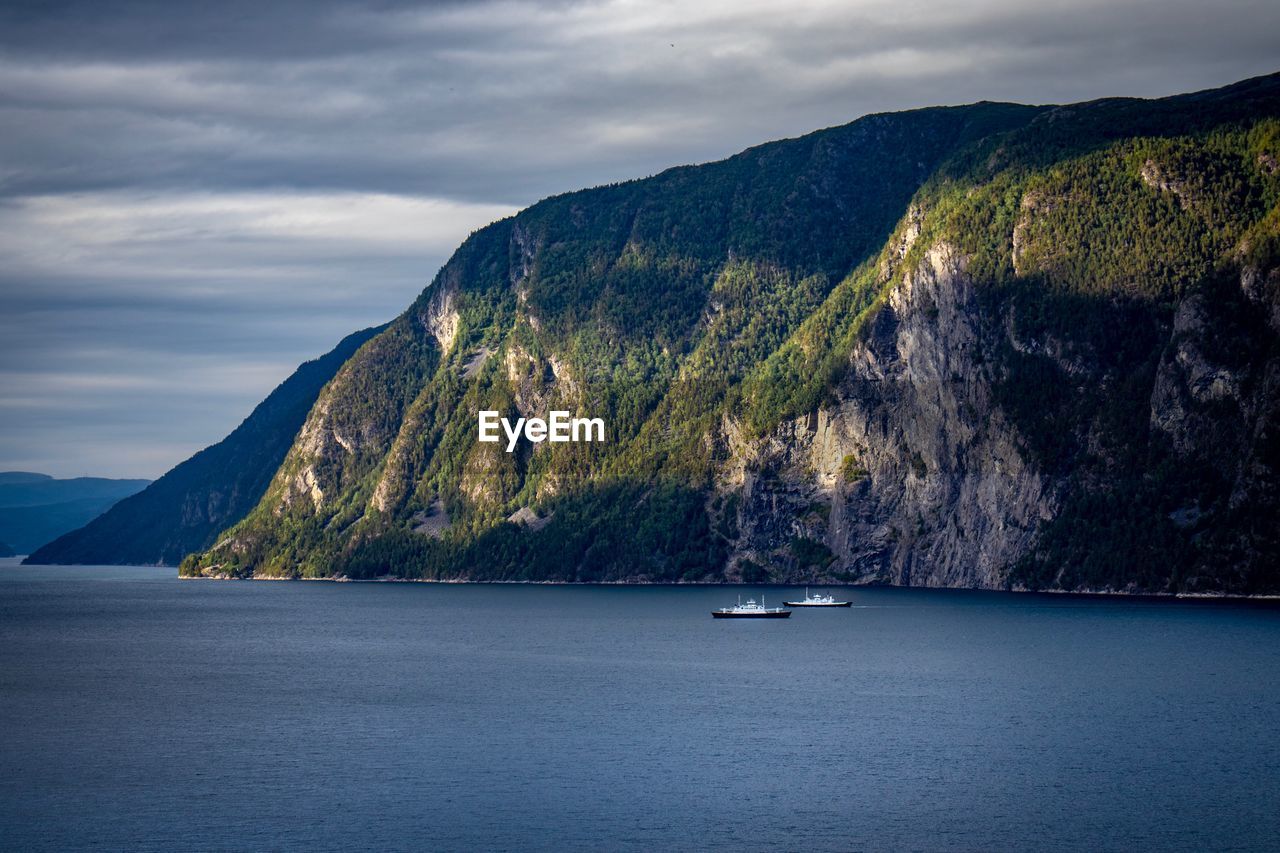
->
<box><xmin>2</xmin><ymin>558</ymin><xmax>1279</xmax><ymax>851</ymax></box>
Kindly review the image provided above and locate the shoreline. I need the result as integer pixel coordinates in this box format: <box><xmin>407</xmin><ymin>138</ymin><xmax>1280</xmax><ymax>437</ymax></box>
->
<box><xmin>172</xmin><ymin>572</ymin><xmax>1280</xmax><ymax>601</ymax></box>
<box><xmin>9</xmin><ymin>558</ymin><xmax>1275</xmax><ymax>601</ymax></box>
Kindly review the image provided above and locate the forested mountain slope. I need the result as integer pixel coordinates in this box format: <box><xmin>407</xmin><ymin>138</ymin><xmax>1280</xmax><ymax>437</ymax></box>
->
<box><xmin>185</xmin><ymin>73</ymin><xmax>1280</xmax><ymax>594</ymax></box>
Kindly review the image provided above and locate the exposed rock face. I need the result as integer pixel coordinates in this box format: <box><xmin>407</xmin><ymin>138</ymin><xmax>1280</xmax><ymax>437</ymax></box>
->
<box><xmin>286</xmin><ymin>397</ymin><xmax>337</xmax><ymax>510</ymax></box>
<box><xmin>508</xmin><ymin>506</ymin><xmax>551</xmax><ymax>531</ymax></box>
<box><xmin>421</xmin><ymin>277</ymin><xmax>461</xmax><ymax>354</ymax></box>
<box><xmin>1241</xmin><ymin>255</ymin><xmax>1280</xmax><ymax>334</ymax></box>
<box><xmin>878</xmin><ymin>203</ymin><xmax>922</xmax><ymax>283</ymax></box>
<box><xmin>1146</xmin><ymin>264</ymin><xmax>1280</xmax><ymax>589</ymax></box>
<box><xmin>1150</xmin><ymin>295</ymin><xmax>1243</xmax><ymax>455</ymax></box>
<box><xmin>1140</xmin><ymin>158</ymin><xmax>1194</xmax><ymax>209</ymax></box>
<box><xmin>726</xmin><ymin>244</ymin><xmax>1054</xmax><ymax>587</ymax></box>
<box><xmin>1011</xmin><ymin>190</ymin><xmax>1051</xmax><ymax>275</ymax></box>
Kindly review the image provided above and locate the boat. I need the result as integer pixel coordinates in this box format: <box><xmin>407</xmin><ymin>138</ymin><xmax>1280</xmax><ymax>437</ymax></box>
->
<box><xmin>711</xmin><ymin>595</ymin><xmax>791</xmax><ymax>619</ymax></box>
<box><xmin>783</xmin><ymin>587</ymin><xmax>852</xmax><ymax>607</ymax></box>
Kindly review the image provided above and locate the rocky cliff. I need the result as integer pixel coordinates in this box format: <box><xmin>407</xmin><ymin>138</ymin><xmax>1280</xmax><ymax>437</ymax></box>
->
<box><xmin>723</xmin><ymin>243</ymin><xmax>1054</xmax><ymax>588</ymax></box>
<box><xmin>184</xmin><ymin>73</ymin><xmax>1280</xmax><ymax>593</ymax></box>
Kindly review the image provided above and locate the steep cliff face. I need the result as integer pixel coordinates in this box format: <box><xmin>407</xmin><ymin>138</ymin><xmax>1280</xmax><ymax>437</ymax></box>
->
<box><xmin>185</xmin><ymin>73</ymin><xmax>1280</xmax><ymax>593</ymax></box>
<box><xmin>725</xmin><ymin>244</ymin><xmax>1054</xmax><ymax>588</ymax></box>
<box><xmin>1136</xmin><ymin>255</ymin><xmax>1280</xmax><ymax>592</ymax></box>
<box><xmin>724</xmin><ymin>223</ymin><xmax>1280</xmax><ymax>593</ymax></box>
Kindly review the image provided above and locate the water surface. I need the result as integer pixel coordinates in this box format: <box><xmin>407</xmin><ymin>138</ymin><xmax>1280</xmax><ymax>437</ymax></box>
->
<box><xmin>2</xmin><ymin>560</ymin><xmax>1279</xmax><ymax>851</ymax></box>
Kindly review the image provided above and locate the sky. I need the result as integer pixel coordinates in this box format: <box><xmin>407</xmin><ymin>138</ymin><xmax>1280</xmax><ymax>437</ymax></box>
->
<box><xmin>1</xmin><ymin>0</ymin><xmax>1278</xmax><ymax>479</ymax></box>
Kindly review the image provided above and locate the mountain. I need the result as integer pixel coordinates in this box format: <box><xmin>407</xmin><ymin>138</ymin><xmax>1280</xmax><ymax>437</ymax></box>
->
<box><xmin>0</xmin><ymin>474</ymin><xmax>150</xmax><ymax>554</ymax></box>
<box><xmin>0</xmin><ymin>472</ymin><xmax>55</xmax><ymax>485</ymax></box>
<box><xmin>0</xmin><ymin>472</ymin><xmax>149</xmax><ymax>508</ymax></box>
<box><xmin>183</xmin><ymin>72</ymin><xmax>1280</xmax><ymax>594</ymax></box>
<box><xmin>25</xmin><ymin>325</ymin><xmax>386</xmax><ymax>566</ymax></box>
<box><xmin>0</xmin><ymin>541</ymin><xmax>14</xmax><ymax>558</ymax></box>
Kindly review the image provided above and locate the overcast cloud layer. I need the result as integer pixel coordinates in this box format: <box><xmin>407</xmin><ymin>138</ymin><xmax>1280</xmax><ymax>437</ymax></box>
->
<box><xmin>2</xmin><ymin>0</ymin><xmax>1278</xmax><ymax>479</ymax></box>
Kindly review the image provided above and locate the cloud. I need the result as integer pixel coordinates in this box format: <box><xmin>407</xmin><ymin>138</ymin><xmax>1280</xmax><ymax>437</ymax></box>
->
<box><xmin>0</xmin><ymin>190</ymin><xmax>512</xmax><ymax>283</ymax></box>
<box><xmin>0</xmin><ymin>0</ymin><xmax>1277</xmax><ymax>477</ymax></box>
<box><xmin>0</xmin><ymin>190</ymin><xmax>513</xmax><ymax>478</ymax></box>
<box><xmin>4</xmin><ymin>0</ymin><xmax>1276</xmax><ymax>202</ymax></box>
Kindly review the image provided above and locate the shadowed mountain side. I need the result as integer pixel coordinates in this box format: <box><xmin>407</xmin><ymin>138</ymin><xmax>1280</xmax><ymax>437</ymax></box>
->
<box><xmin>26</xmin><ymin>325</ymin><xmax>387</xmax><ymax>566</ymax></box>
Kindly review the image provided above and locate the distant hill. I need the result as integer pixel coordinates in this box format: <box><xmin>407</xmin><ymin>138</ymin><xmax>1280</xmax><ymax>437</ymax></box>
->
<box><xmin>0</xmin><ymin>472</ymin><xmax>54</xmax><ymax>485</ymax></box>
<box><xmin>0</xmin><ymin>474</ymin><xmax>151</xmax><ymax>509</ymax></box>
<box><xmin>25</xmin><ymin>324</ymin><xmax>386</xmax><ymax>566</ymax></box>
<box><xmin>0</xmin><ymin>541</ymin><xmax>14</xmax><ymax>558</ymax></box>
<box><xmin>0</xmin><ymin>474</ymin><xmax>151</xmax><ymax>554</ymax></box>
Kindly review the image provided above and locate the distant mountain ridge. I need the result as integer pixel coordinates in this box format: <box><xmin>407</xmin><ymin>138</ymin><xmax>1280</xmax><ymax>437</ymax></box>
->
<box><xmin>0</xmin><ymin>473</ymin><xmax>150</xmax><ymax>507</ymax></box>
<box><xmin>160</xmin><ymin>72</ymin><xmax>1280</xmax><ymax>593</ymax></box>
<box><xmin>25</xmin><ymin>325</ymin><xmax>386</xmax><ymax>565</ymax></box>
<box><xmin>0</xmin><ymin>472</ymin><xmax>54</xmax><ymax>484</ymax></box>
<box><xmin>0</xmin><ymin>473</ymin><xmax>150</xmax><ymax>554</ymax></box>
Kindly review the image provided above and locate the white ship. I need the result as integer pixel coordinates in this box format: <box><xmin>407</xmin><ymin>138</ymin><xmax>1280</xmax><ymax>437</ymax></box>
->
<box><xmin>711</xmin><ymin>595</ymin><xmax>791</xmax><ymax>619</ymax></box>
<box><xmin>783</xmin><ymin>587</ymin><xmax>852</xmax><ymax>607</ymax></box>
